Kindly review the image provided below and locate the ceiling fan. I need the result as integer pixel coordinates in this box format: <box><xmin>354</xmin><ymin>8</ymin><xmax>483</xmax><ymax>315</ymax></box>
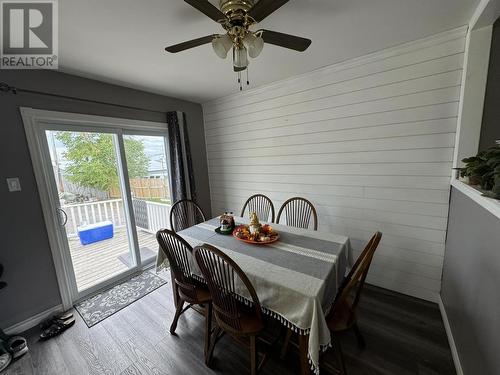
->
<box><xmin>165</xmin><ymin>0</ymin><xmax>312</xmax><ymax>89</ymax></box>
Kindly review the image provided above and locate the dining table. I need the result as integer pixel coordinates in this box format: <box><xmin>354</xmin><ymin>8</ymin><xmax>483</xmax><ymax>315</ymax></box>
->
<box><xmin>157</xmin><ymin>216</ymin><xmax>352</xmax><ymax>375</ymax></box>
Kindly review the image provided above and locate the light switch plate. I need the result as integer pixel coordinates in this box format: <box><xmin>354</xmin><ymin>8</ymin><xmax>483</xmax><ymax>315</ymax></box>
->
<box><xmin>6</xmin><ymin>177</ymin><xmax>21</xmax><ymax>192</ymax></box>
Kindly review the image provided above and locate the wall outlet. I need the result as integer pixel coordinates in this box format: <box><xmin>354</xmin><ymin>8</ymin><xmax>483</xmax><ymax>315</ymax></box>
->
<box><xmin>6</xmin><ymin>177</ymin><xmax>21</xmax><ymax>192</ymax></box>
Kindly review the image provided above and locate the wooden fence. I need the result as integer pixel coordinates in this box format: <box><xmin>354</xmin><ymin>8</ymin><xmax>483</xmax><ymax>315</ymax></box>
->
<box><xmin>60</xmin><ymin>175</ymin><xmax>109</xmax><ymax>200</ymax></box>
<box><xmin>109</xmin><ymin>178</ymin><xmax>169</xmax><ymax>199</ymax></box>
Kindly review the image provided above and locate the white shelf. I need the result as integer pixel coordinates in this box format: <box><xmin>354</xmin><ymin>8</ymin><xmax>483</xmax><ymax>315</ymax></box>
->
<box><xmin>451</xmin><ymin>179</ymin><xmax>500</xmax><ymax>220</ymax></box>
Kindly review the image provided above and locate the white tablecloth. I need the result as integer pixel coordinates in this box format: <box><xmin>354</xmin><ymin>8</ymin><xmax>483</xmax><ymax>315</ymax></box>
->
<box><xmin>157</xmin><ymin>216</ymin><xmax>351</xmax><ymax>374</ymax></box>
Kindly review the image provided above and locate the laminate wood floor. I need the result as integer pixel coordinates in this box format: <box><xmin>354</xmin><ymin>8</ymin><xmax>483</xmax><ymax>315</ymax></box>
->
<box><xmin>3</xmin><ymin>277</ymin><xmax>456</xmax><ymax>375</ymax></box>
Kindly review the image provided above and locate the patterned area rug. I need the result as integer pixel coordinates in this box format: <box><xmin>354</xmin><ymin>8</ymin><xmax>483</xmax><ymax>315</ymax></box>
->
<box><xmin>75</xmin><ymin>270</ymin><xmax>167</xmax><ymax>327</ymax></box>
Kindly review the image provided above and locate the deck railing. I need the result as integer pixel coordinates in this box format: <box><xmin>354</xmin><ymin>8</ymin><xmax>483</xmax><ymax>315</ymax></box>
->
<box><xmin>62</xmin><ymin>199</ymin><xmax>170</xmax><ymax>237</ymax></box>
<box><xmin>145</xmin><ymin>200</ymin><xmax>171</xmax><ymax>233</ymax></box>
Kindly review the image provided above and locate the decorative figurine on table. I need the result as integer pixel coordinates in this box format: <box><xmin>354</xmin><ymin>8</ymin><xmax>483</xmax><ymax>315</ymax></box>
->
<box><xmin>233</xmin><ymin>212</ymin><xmax>279</xmax><ymax>244</ymax></box>
<box><xmin>219</xmin><ymin>212</ymin><xmax>235</xmax><ymax>234</ymax></box>
<box><xmin>249</xmin><ymin>212</ymin><xmax>262</xmax><ymax>234</ymax></box>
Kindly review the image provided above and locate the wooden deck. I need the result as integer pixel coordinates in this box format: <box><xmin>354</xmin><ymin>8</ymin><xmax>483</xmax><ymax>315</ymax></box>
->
<box><xmin>68</xmin><ymin>227</ymin><xmax>158</xmax><ymax>291</ymax></box>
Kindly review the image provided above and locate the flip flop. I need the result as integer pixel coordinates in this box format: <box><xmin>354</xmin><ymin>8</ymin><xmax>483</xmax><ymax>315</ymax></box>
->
<box><xmin>6</xmin><ymin>336</ymin><xmax>28</xmax><ymax>359</ymax></box>
<box><xmin>39</xmin><ymin>311</ymin><xmax>73</xmax><ymax>330</ymax></box>
<box><xmin>39</xmin><ymin>316</ymin><xmax>76</xmax><ymax>341</ymax></box>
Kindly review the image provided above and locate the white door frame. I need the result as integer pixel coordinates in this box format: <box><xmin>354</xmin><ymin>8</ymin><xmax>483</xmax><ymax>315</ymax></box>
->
<box><xmin>21</xmin><ymin>107</ymin><xmax>170</xmax><ymax>309</ymax></box>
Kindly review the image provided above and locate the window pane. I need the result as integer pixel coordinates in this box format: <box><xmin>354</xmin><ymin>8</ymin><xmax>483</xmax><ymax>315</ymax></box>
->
<box><xmin>123</xmin><ymin>134</ymin><xmax>171</xmax><ymax>265</ymax></box>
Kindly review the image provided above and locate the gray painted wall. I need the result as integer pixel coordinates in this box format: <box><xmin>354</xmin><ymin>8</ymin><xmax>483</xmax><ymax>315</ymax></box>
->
<box><xmin>0</xmin><ymin>70</ymin><xmax>211</xmax><ymax>329</ymax></box>
<box><xmin>441</xmin><ymin>188</ymin><xmax>500</xmax><ymax>375</ymax></box>
<box><xmin>479</xmin><ymin>18</ymin><xmax>500</xmax><ymax>150</ymax></box>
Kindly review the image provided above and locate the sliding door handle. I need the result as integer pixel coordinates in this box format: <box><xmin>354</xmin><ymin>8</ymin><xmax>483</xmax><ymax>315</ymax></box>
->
<box><xmin>57</xmin><ymin>208</ymin><xmax>68</xmax><ymax>226</ymax></box>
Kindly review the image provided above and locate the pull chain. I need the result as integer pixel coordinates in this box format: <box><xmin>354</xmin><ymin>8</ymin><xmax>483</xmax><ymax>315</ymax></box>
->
<box><xmin>236</xmin><ymin>69</ymin><xmax>250</xmax><ymax>91</ymax></box>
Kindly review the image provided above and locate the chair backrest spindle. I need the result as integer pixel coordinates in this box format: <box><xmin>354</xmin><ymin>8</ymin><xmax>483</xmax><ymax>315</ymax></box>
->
<box><xmin>170</xmin><ymin>199</ymin><xmax>206</xmax><ymax>232</ymax></box>
<box><xmin>277</xmin><ymin>197</ymin><xmax>318</xmax><ymax>230</ymax></box>
<box><xmin>327</xmin><ymin>232</ymin><xmax>382</xmax><ymax>325</ymax></box>
<box><xmin>193</xmin><ymin>244</ymin><xmax>262</xmax><ymax>335</ymax></box>
<box><xmin>240</xmin><ymin>194</ymin><xmax>275</xmax><ymax>223</ymax></box>
<box><xmin>157</xmin><ymin>228</ymin><xmax>199</xmax><ymax>301</ymax></box>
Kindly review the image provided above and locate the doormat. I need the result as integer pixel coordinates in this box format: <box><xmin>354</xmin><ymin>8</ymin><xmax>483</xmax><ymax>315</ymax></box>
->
<box><xmin>74</xmin><ymin>270</ymin><xmax>167</xmax><ymax>327</ymax></box>
<box><xmin>118</xmin><ymin>246</ymin><xmax>157</xmax><ymax>268</ymax></box>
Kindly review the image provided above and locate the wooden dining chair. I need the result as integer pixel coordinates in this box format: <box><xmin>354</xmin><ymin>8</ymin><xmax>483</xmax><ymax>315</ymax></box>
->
<box><xmin>156</xmin><ymin>229</ymin><xmax>213</xmax><ymax>359</ymax></box>
<box><xmin>193</xmin><ymin>244</ymin><xmax>265</xmax><ymax>374</ymax></box>
<box><xmin>240</xmin><ymin>194</ymin><xmax>275</xmax><ymax>223</ymax></box>
<box><xmin>169</xmin><ymin>199</ymin><xmax>206</xmax><ymax>232</ymax></box>
<box><xmin>325</xmin><ymin>231</ymin><xmax>383</xmax><ymax>374</ymax></box>
<box><xmin>279</xmin><ymin>232</ymin><xmax>382</xmax><ymax>374</ymax></box>
<box><xmin>276</xmin><ymin>197</ymin><xmax>318</xmax><ymax>230</ymax></box>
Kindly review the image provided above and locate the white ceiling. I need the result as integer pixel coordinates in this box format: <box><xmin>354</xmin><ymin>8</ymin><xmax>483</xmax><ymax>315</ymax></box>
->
<box><xmin>59</xmin><ymin>0</ymin><xmax>479</xmax><ymax>103</ymax></box>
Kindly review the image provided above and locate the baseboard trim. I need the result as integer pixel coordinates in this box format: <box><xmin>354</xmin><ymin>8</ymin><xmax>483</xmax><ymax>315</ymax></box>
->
<box><xmin>438</xmin><ymin>296</ymin><xmax>464</xmax><ymax>375</ymax></box>
<box><xmin>4</xmin><ymin>304</ymin><xmax>63</xmax><ymax>335</ymax></box>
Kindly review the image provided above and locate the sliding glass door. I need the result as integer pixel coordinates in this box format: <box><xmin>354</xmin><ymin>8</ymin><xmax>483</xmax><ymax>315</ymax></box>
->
<box><xmin>38</xmin><ymin>124</ymin><xmax>171</xmax><ymax>302</ymax></box>
<box><xmin>45</xmin><ymin>129</ymin><xmax>139</xmax><ymax>293</ymax></box>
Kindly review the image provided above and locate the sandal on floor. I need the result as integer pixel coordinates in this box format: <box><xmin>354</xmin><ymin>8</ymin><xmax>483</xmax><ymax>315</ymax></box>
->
<box><xmin>39</xmin><ymin>311</ymin><xmax>73</xmax><ymax>330</ymax></box>
<box><xmin>39</xmin><ymin>317</ymin><xmax>76</xmax><ymax>341</ymax></box>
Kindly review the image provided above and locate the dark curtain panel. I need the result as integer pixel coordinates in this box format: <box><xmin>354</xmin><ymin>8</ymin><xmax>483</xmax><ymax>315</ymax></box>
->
<box><xmin>167</xmin><ymin>111</ymin><xmax>197</xmax><ymax>203</ymax></box>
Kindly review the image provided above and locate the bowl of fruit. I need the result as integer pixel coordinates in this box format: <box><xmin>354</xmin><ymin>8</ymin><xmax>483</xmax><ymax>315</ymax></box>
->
<box><xmin>232</xmin><ymin>223</ymin><xmax>279</xmax><ymax>245</ymax></box>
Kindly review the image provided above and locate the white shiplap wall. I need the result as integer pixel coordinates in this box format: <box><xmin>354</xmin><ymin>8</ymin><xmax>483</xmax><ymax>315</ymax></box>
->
<box><xmin>202</xmin><ymin>27</ymin><xmax>467</xmax><ymax>302</ymax></box>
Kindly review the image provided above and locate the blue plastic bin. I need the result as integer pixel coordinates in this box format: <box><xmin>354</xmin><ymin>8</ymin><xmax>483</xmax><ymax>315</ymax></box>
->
<box><xmin>77</xmin><ymin>221</ymin><xmax>114</xmax><ymax>245</ymax></box>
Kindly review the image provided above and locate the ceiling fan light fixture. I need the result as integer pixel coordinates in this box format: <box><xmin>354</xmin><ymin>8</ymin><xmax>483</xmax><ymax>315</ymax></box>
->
<box><xmin>166</xmin><ymin>0</ymin><xmax>312</xmax><ymax>91</ymax></box>
<box><xmin>212</xmin><ymin>34</ymin><xmax>233</xmax><ymax>59</ymax></box>
<box><xmin>233</xmin><ymin>45</ymin><xmax>249</xmax><ymax>68</ymax></box>
<box><xmin>243</xmin><ymin>32</ymin><xmax>264</xmax><ymax>58</ymax></box>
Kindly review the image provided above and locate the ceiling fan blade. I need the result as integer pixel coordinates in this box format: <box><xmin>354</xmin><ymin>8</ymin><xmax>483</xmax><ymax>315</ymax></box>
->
<box><xmin>261</xmin><ymin>30</ymin><xmax>311</xmax><ymax>52</ymax></box>
<box><xmin>248</xmin><ymin>0</ymin><xmax>289</xmax><ymax>22</ymax></box>
<box><xmin>165</xmin><ymin>35</ymin><xmax>216</xmax><ymax>53</ymax></box>
<box><xmin>184</xmin><ymin>0</ymin><xmax>227</xmax><ymax>22</ymax></box>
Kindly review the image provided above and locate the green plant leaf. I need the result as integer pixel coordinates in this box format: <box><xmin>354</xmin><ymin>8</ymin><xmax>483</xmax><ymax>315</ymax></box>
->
<box><xmin>462</xmin><ymin>156</ymin><xmax>479</xmax><ymax>163</ymax></box>
<box><xmin>56</xmin><ymin>132</ymin><xmax>150</xmax><ymax>191</ymax></box>
<box><xmin>486</xmin><ymin>156</ymin><xmax>500</xmax><ymax>167</ymax></box>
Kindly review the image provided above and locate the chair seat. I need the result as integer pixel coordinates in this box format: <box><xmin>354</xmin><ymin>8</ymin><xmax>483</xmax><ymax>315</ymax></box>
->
<box><xmin>177</xmin><ymin>279</ymin><xmax>212</xmax><ymax>304</ymax></box>
<box><xmin>215</xmin><ymin>301</ymin><xmax>263</xmax><ymax>336</ymax></box>
<box><xmin>194</xmin><ymin>285</ymin><xmax>212</xmax><ymax>303</ymax></box>
<box><xmin>327</xmin><ymin>299</ymin><xmax>356</xmax><ymax>332</ymax></box>
<box><xmin>238</xmin><ymin>308</ymin><xmax>264</xmax><ymax>335</ymax></box>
